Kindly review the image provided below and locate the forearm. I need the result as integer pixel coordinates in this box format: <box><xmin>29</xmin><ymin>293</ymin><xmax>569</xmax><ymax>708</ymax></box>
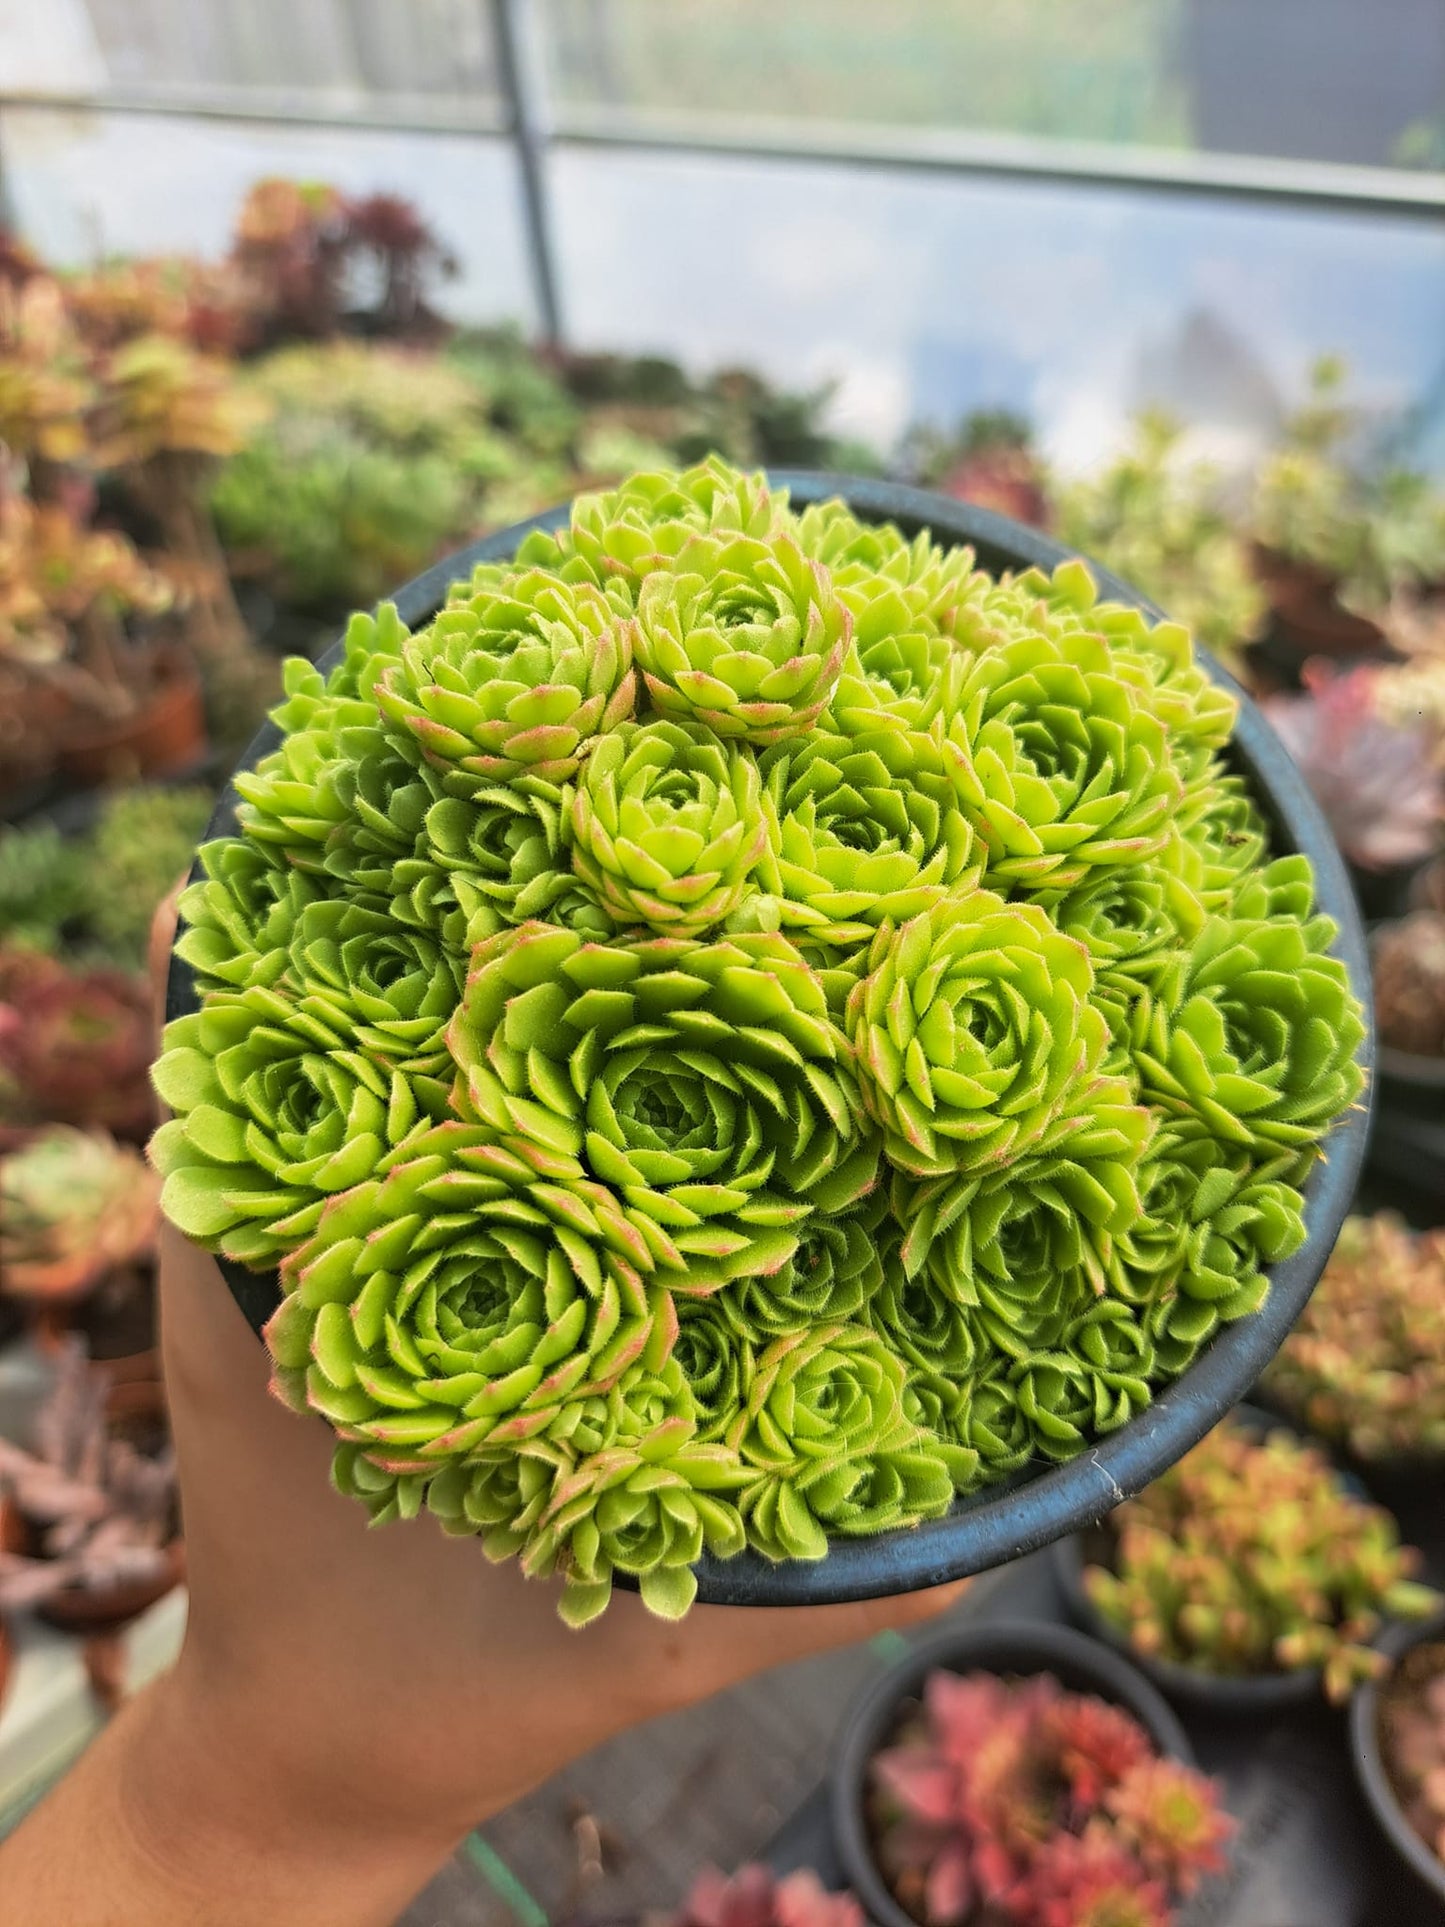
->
<box><xmin>0</xmin><ymin>1671</ymin><xmax>464</xmax><ymax>1927</ymax></box>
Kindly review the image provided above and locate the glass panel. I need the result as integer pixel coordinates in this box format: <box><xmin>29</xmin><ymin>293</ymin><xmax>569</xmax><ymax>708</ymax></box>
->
<box><xmin>79</xmin><ymin>0</ymin><xmax>500</xmax><ymax>101</ymax></box>
<box><xmin>0</xmin><ymin>109</ymin><xmax>533</xmax><ymax>325</ymax></box>
<box><xmin>541</xmin><ymin>0</ymin><xmax>1445</xmax><ymax>174</ymax></box>
<box><xmin>550</xmin><ymin>145</ymin><xmax>1445</xmax><ymax>469</ymax></box>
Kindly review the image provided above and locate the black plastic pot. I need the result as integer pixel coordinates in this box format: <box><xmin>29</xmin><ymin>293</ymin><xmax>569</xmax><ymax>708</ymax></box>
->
<box><xmin>829</xmin><ymin>1619</ymin><xmax>1194</xmax><ymax>1927</ymax></box>
<box><xmin>166</xmin><ymin>474</ymin><xmax>1375</xmax><ymax>1608</ymax></box>
<box><xmin>1350</xmin><ymin>1608</ymin><xmax>1445</xmax><ymax>1911</ymax></box>
<box><xmin>1050</xmin><ymin>1403</ymin><xmax>1330</xmax><ymax>1712</ymax></box>
<box><xmin>1369</xmin><ymin>1044</ymin><xmax>1445</xmax><ymax>1210</ymax></box>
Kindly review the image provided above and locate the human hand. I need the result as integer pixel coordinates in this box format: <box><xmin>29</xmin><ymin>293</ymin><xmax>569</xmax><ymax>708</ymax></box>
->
<box><xmin>0</xmin><ymin>890</ymin><xmax>965</xmax><ymax>1927</ymax></box>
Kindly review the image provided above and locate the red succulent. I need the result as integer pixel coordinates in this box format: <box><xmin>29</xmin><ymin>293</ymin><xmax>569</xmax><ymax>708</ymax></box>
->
<box><xmin>673</xmin><ymin>1864</ymin><xmax>863</xmax><ymax>1927</ymax></box>
<box><xmin>1027</xmin><ymin>1827</ymin><xmax>1170</xmax><ymax>1927</ymax></box>
<box><xmin>0</xmin><ymin>954</ymin><xmax>154</xmax><ymax>1139</ymax></box>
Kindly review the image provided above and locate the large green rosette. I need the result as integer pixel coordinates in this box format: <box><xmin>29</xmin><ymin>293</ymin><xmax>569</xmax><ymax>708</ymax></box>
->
<box><xmin>448</xmin><ymin>922</ymin><xmax>879</xmax><ymax>1285</ymax></box>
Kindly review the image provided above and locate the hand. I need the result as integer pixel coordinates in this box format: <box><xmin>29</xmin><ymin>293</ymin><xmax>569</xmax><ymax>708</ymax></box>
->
<box><xmin>0</xmin><ymin>892</ymin><xmax>965</xmax><ymax>1927</ymax></box>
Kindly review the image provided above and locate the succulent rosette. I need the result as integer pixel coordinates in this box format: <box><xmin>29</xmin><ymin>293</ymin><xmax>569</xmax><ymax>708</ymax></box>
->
<box><xmin>566</xmin><ymin>718</ymin><xmax>768</xmax><ymax>934</ymax></box>
<box><xmin>448</xmin><ymin>921</ymin><xmax>878</xmax><ymax>1285</ymax></box>
<box><xmin>151</xmin><ymin>985</ymin><xmax>450</xmax><ymax>1266</ymax></box>
<box><xmin>628</xmin><ymin>530</ymin><xmax>850</xmax><ymax>746</ymax></box>
<box><xmin>847</xmin><ymin>890</ymin><xmax>1111</xmax><ymax>1178</ymax></box>
<box><xmin>150</xmin><ymin>457</ymin><xmax>1367</xmax><ymax>1624</ymax></box>
<box><xmin>754</xmin><ymin>723</ymin><xmax>976</xmax><ymax>945</ymax></box>
<box><xmin>376</xmin><ymin>569</ymin><xmax>635</xmax><ymax>792</ymax></box>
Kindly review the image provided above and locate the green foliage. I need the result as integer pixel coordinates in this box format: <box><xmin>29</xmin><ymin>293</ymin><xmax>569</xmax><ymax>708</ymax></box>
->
<box><xmin>1055</xmin><ymin>411</ymin><xmax>1266</xmax><ymax>666</ymax></box>
<box><xmin>153</xmin><ymin>457</ymin><xmax>1368</xmax><ymax>1624</ymax></box>
<box><xmin>0</xmin><ymin>822</ymin><xmax>89</xmax><ymax>953</ymax></box>
<box><xmin>86</xmin><ymin>785</ymin><xmax>214</xmax><ymax>969</ymax></box>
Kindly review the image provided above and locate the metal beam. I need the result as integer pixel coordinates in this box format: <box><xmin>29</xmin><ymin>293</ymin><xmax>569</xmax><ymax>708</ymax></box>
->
<box><xmin>551</xmin><ymin>102</ymin><xmax>1445</xmax><ymax>222</ymax></box>
<box><xmin>488</xmin><ymin>0</ymin><xmax>563</xmax><ymax>343</ymax></box>
<box><xmin>3</xmin><ymin>85</ymin><xmax>1442</xmax><ymax>224</ymax></box>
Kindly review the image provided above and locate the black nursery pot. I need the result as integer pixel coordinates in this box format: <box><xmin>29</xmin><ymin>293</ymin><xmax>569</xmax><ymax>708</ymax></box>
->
<box><xmin>1049</xmin><ymin>1402</ymin><xmax>1328</xmax><ymax>1713</ymax></box>
<box><xmin>1350</xmin><ymin>1608</ymin><xmax>1445</xmax><ymax>1910</ymax></box>
<box><xmin>166</xmin><ymin>474</ymin><xmax>1375</xmax><ymax>1609</ymax></box>
<box><xmin>829</xmin><ymin>1620</ymin><xmax>1194</xmax><ymax>1927</ymax></box>
<box><xmin>1369</xmin><ymin>1043</ymin><xmax>1445</xmax><ymax>1209</ymax></box>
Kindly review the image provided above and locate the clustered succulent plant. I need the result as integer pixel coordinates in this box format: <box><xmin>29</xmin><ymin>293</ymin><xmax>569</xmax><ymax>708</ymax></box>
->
<box><xmin>151</xmin><ymin>457</ymin><xmax>1367</xmax><ymax>1623</ymax></box>
<box><xmin>1378</xmin><ymin>1640</ymin><xmax>1445</xmax><ymax>1872</ymax></box>
<box><xmin>1084</xmin><ymin>1417</ymin><xmax>1438</xmax><ymax>1701</ymax></box>
<box><xmin>668</xmin><ymin>1864</ymin><xmax>863</xmax><ymax>1927</ymax></box>
<box><xmin>869</xmin><ymin>1667</ymin><xmax>1233</xmax><ymax>1926</ymax></box>
<box><xmin>0</xmin><ymin>1124</ymin><xmax>160</xmax><ymax>1302</ymax></box>
<box><xmin>0</xmin><ymin>948</ymin><xmax>157</xmax><ymax>1139</ymax></box>
<box><xmin>0</xmin><ymin>1338</ymin><xmax>177</xmax><ymax>1611</ymax></box>
<box><xmin>1264</xmin><ymin>1213</ymin><xmax>1445</xmax><ymax>1462</ymax></box>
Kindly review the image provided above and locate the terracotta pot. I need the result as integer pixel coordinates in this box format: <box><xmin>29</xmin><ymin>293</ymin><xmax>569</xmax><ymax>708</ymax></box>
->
<box><xmin>1250</xmin><ymin>542</ymin><xmax>1387</xmax><ymax>660</ymax></box>
<box><xmin>57</xmin><ymin>646</ymin><xmax>207</xmax><ymax>789</ymax></box>
<box><xmin>35</xmin><ymin>1535</ymin><xmax>184</xmax><ymax>1635</ymax></box>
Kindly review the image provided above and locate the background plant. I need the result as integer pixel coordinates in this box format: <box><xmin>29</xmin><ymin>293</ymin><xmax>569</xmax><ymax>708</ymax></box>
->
<box><xmin>868</xmin><ymin>1666</ymin><xmax>1232</xmax><ymax>1926</ymax></box>
<box><xmin>1084</xmin><ymin>1416</ymin><xmax>1438</xmax><ymax>1700</ymax></box>
<box><xmin>1264</xmin><ymin>1212</ymin><xmax>1445</xmax><ymax>1462</ymax></box>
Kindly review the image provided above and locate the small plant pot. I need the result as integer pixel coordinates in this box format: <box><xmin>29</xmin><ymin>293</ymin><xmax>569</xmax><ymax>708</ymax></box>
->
<box><xmin>1051</xmin><ymin>1529</ymin><xmax>1323</xmax><ymax>1714</ymax></box>
<box><xmin>1049</xmin><ymin>1401</ymin><xmax>1354</xmax><ymax>1713</ymax></box>
<box><xmin>1369</xmin><ymin>1044</ymin><xmax>1445</xmax><ymax>1205</ymax></box>
<box><xmin>1250</xmin><ymin>544</ymin><xmax>1387</xmax><ymax>663</ymax></box>
<box><xmin>33</xmin><ymin>1534</ymin><xmax>185</xmax><ymax>1635</ymax></box>
<box><xmin>829</xmin><ymin>1620</ymin><xmax>1193</xmax><ymax>1927</ymax></box>
<box><xmin>57</xmin><ymin>646</ymin><xmax>207</xmax><ymax>790</ymax></box>
<box><xmin>1350</xmin><ymin>1607</ymin><xmax>1445</xmax><ymax>1910</ymax></box>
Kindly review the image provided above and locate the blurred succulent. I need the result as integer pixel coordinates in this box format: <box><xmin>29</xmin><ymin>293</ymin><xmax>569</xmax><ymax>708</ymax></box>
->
<box><xmin>0</xmin><ymin>493</ymin><xmax>172</xmax><ymax>670</ymax></box>
<box><xmin>0</xmin><ymin>1125</ymin><xmax>160</xmax><ymax>1301</ymax></box>
<box><xmin>92</xmin><ymin>334</ymin><xmax>267</xmax><ymax>468</ymax></box>
<box><xmin>1252</xmin><ymin>357</ymin><xmax>1371</xmax><ymax>582</ymax></box>
<box><xmin>669</xmin><ymin>1864</ymin><xmax>863</xmax><ymax>1927</ymax></box>
<box><xmin>1055</xmin><ymin>412</ymin><xmax>1265</xmax><ymax>666</ymax></box>
<box><xmin>1265</xmin><ymin>664</ymin><xmax>1444</xmax><ymax>872</ymax></box>
<box><xmin>84</xmin><ymin>785</ymin><xmax>214</xmax><ymax>971</ymax></box>
<box><xmin>868</xmin><ymin>1667</ymin><xmax>1232</xmax><ymax>1927</ymax></box>
<box><xmin>1378</xmin><ymin>1640</ymin><xmax>1445</xmax><ymax>1870</ymax></box>
<box><xmin>0</xmin><ymin>276</ymin><xmax>94</xmax><ymax>468</ymax></box>
<box><xmin>0</xmin><ymin>822</ymin><xmax>90</xmax><ymax>951</ymax></box>
<box><xmin>0</xmin><ymin>1338</ymin><xmax>177</xmax><ymax>1610</ymax></box>
<box><xmin>1084</xmin><ymin>1417</ymin><xmax>1439</xmax><ymax>1701</ymax></box>
<box><xmin>1372</xmin><ymin>910</ymin><xmax>1445</xmax><ymax>1057</ymax></box>
<box><xmin>1264</xmin><ymin>1212</ymin><xmax>1445</xmax><ymax>1462</ymax></box>
<box><xmin>0</xmin><ymin>953</ymin><xmax>156</xmax><ymax>1138</ymax></box>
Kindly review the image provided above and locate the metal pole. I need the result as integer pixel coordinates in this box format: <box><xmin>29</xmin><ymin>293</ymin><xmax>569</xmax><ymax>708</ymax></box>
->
<box><xmin>490</xmin><ymin>0</ymin><xmax>564</xmax><ymax>345</ymax></box>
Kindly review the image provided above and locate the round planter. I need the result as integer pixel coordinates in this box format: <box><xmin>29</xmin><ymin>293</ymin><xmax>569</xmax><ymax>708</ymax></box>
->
<box><xmin>830</xmin><ymin>1619</ymin><xmax>1193</xmax><ymax>1927</ymax></box>
<box><xmin>1351</xmin><ymin>1607</ymin><xmax>1445</xmax><ymax>1910</ymax></box>
<box><xmin>165</xmin><ymin>474</ymin><xmax>1375</xmax><ymax>1608</ymax></box>
<box><xmin>1369</xmin><ymin>1044</ymin><xmax>1445</xmax><ymax>1206</ymax></box>
<box><xmin>34</xmin><ymin>1535</ymin><xmax>184</xmax><ymax>1635</ymax></box>
<box><xmin>1049</xmin><ymin>1401</ymin><xmax>1372</xmax><ymax>1712</ymax></box>
<box><xmin>57</xmin><ymin>645</ymin><xmax>207</xmax><ymax>789</ymax></box>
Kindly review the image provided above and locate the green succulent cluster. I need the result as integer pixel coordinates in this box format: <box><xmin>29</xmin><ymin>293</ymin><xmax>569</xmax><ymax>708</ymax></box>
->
<box><xmin>151</xmin><ymin>457</ymin><xmax>1367</xmax><ymax>1624</ymax></box>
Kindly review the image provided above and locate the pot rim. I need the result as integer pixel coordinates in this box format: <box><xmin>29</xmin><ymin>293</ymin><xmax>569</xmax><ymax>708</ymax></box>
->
<box><xmin>828</xmin><ymin>1618</ymin><xmax>1194</xmax><ymax>1927</ymax></box>
<box><xmin>165</xmin><ymin>472</ymin><xmax>1376</xmax><ymax>1608</ymax></box>
<box><xmin>1350</xmin><ymin>1607</ymin><xmax>1445</xmax><ymax>1904</ymax></box>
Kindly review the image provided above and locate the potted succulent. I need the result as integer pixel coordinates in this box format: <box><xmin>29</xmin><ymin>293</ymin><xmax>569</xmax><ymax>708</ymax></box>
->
<box><xmin>1262</xmin><ymin>1212</ymin><xmax>1445</xmax><ymax>1469</ymax></box>
<box><xmin>1054</xmin><ymin>1411</ymin><xmax>1438</xmax><ymax>1708</ymax></box>
<box><xmin>1352</xmin><ymin>1608</ymin><xmax>1445</xmax><ymax>1910</ymax></box>
<box><xmin>0</xmin><ymin>1124</ymin><xmax>160</xmax><ymax>1348</ymax></box>
<box><xmin>1262</xmin><ymin>662</ymin><xmax>1444</xmax><ymax>918</ymax></box>
<box><xmin>1056</xmin><ymin>410</ymin><xmax>1265</xmax><ymax>675</ymax></box>
<box><xmin>1369</xmin><ymin>910</ymin><xmax>1445</xmax><ymax>1200</ymax></box>
<box><xmin>0</xmin><ymin>950</ymin><xmax>157</xmax><ymax>1140</ymax></box>
<box><xmin>0</xmin><ymin>1337</ymin><xmax>182</xmax><ymax>1632</ymax></box>
<box><xmin>1250</xmin><ymin>357</ymin><xmax>1383</xmax><ymax>660</ymax></box>
<box><xmin>668</xmin><ymin>1863</ymin><xmax>863</xmax><ymax>1927</ymax></box>
<box><xmin>830</xmin><ymin>1621</ymin><xmax>1232</xmax><ymax>1927</ymax></box>
<box><xmin>154</xmin><ymin>459</ymin><xmax>1370</xmax><ymax>1621</ymax></box>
